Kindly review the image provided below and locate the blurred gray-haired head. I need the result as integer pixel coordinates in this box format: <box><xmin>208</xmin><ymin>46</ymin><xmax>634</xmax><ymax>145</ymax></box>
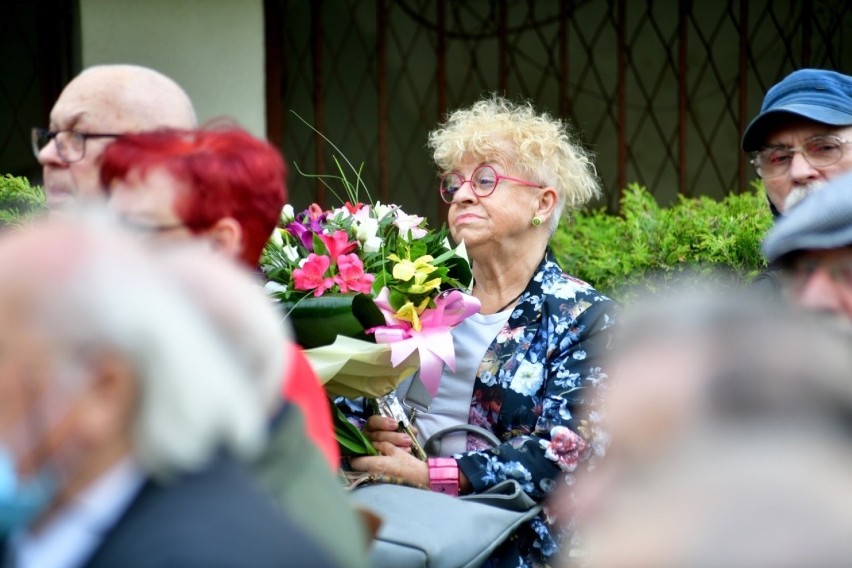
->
<box><xmin>762</xmin><ymin>170</ymin><xmax>852</xmax><ymax>264</ymax></box>
<box><xmin>0</xmin><ymin>212</ymin><xmax>267</xmax><ymax>481</ymax></box>
<box><xmin>156</xmin><ymin>244</ymin><xmax>291</xmax><ymax>416</ymax></box>
<box><xmin>574</xmin><ymin>283</ymin><xmax>852</xmax><ymax>568</ymax></box>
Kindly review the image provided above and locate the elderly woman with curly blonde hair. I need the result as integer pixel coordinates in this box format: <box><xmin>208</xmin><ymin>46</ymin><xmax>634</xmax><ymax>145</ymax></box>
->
<box><xmin>350</xmin><ymin>95</ymin><xmax>618</xmax><ymax>567</ymax></box>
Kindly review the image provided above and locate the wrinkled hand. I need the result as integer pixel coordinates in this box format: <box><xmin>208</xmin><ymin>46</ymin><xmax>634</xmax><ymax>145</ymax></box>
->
<box><xmin>363</xmin><ymin>415</ymin><xmax>419</xmax><ymax>453</ymax></box>
<box><xmin>349</xmin><ymin>442</ymin><xmax>430</xmax><ymax>487</ymax></box>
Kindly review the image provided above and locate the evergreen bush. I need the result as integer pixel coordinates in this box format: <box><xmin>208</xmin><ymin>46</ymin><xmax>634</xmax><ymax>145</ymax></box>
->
<box><xmin>551</xmin><ymin>181</ymin><xmax>773</xmax><ymax>301</ymax></box>
<box><xmin>0</xmin><ymin>174</ymin><xmax>45</xmax><ymax>228</ymax></box>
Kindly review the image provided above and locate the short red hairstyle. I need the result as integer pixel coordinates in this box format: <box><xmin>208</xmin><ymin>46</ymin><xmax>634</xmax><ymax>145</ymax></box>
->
<box><xmin>100</xmin><ymin>127</ymin><xmax>287</xmax><ymax>268</ymax></box>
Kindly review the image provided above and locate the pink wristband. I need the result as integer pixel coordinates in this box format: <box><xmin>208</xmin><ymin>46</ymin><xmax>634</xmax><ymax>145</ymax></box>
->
<box><xmin>427</xmin><ymin>457</ymin><xmax>459</xmax><ymax>496</ymax></box>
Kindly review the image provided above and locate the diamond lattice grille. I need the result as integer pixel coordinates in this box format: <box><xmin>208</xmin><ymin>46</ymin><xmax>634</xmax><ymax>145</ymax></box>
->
<box><xmin>269</xmin><ymin>0</ymin><xmax>851</xmax><ymax>225</ymax></box>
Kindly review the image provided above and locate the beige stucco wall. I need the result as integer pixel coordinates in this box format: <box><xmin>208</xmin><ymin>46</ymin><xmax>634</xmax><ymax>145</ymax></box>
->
<box><xmin>79</xmin><ymin>0</ymin><xmax>266</xmax><ymax>137</ymax></box>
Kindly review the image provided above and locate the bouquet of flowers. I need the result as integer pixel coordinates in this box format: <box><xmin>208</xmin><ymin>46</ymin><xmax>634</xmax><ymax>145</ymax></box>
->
<box><xmin>261</xmin><ymin>135</ymin><xmax>478</xmax><ymax>457</ymax></box>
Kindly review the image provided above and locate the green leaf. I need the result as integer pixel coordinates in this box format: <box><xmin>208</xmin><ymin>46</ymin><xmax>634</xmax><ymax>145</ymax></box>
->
<box><xmin>280</xmin><ymin>293</ymin><xmax>386</xmax><ymax>348</ymax></box>
<box><xmin>332</xmin><ymin>403</ymin><xmax>377</xmax><ymax>456</ymax></box>
<box><xmin>312</xmin><ymin>233</ymin><xmax>329</xmax><ymax>256</ymax></box>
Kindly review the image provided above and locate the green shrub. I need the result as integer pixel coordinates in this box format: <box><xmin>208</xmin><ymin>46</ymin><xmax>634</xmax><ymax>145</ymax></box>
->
<box><xmin>551</xmin><ymin>181</ymin><xmax>773</xmax><ymax>301</ymax></box>
<box><xmin>0</xmin><ymin>174</ymin><xmax>46</xmax><ymax>228</ymax></box>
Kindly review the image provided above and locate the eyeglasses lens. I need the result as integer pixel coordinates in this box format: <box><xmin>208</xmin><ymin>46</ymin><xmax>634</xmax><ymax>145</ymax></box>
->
<box><xmin>802</xmin><ymin>138</ymin><xmax>842</xmax><ymax>166</ymax></box>
<box><xmin>756</xmin><ymin>137</ymin><xmax>843</xmax><ymax>179</ymax></box>
<box><xmin>470</xmin><ymin>167</ymin><xmax>497</xmax><ymax>194</ymax></box>
<box><xmin>31</xmin><ymin>129</ymin><xmax>85</xmax><ymax>162</ymax></box>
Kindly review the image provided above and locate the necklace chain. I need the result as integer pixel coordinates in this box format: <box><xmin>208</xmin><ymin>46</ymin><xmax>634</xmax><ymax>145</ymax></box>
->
<box><xmin>470</xmin><ymin>279</ymin><xmax>524</xmax><ymax>314</ymax></box>
<box><xmin>495</xmin><ymin>291</ymin><xmax>523</xmax><ymax>313</ymax></box>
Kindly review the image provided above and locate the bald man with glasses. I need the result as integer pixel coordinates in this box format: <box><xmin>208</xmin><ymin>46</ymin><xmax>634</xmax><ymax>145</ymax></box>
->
<box><xmin>32</xmin><ymin>64</ymin><xmax>196</xmax><ymax>214</ymax></box>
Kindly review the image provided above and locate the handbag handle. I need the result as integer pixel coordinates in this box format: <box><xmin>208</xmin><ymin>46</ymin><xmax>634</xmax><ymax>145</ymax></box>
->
<box><xmin>423</xmin><ymin>424</ymin><xmax>501</xmax><ymax>457</ymax></box>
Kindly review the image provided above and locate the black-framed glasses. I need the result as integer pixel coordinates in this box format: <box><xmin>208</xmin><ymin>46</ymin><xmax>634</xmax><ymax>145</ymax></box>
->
<box><xmin>31</xmin><ymin>128</ymin><xmax>122</xmax><ymax>164</ymax></box>
<box><xmin>438</xmin><ymin>165</ymin><xmax>544</xmax><ymax>204</ymax></box>
<box><xmin>750</xmin><ymin>135</ymin><xmax>852</xmax><ymax>180</ymax></box>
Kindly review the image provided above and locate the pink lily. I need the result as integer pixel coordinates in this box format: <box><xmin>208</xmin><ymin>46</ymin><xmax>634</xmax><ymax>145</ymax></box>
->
<box><xmin>319</xmin><ymin>230</ymin><xmax>358</xmax><ymax>263</ymax></box>
<box><xmin>334</xmin><ymin>253</ymin><xmax>375</xmax><ymax>294</ymax></box>
<box><xmin>293</xmin><ymin>254</ymin><xmax>334</xmax><ymax>297</ymax></box>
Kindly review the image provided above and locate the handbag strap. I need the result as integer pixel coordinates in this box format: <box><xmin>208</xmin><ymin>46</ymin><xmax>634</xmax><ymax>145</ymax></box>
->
<box><xmin>423</xmin><ymin>424</ymin><xmax>501</xmax><ymax>457</ymax></box>
<box><xmin>460</xmin><ymin>479</ymin><xmax>540</xmax><ymax>512</ymax></box>
<box><xmin>400</xmin><ymin>371</ymin><xmax>433</xmax><ymax>414</ymax></box>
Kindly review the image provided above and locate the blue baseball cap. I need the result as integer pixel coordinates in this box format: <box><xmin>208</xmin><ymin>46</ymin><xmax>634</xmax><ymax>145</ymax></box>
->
<box><xmin>742</xmin><ymin>69</ymin><xmax>852</xmax><ymax>152</ymax></box>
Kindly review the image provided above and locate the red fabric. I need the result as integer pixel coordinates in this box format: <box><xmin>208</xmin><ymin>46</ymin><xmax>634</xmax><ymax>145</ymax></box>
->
<box><xmin>281</xmin><ymin>343</ymin><xmax>339</xmax><ymax>469</ymax></box>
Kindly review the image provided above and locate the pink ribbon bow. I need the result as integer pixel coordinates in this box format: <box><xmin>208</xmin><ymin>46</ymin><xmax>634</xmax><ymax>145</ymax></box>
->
<box><xmin>370</xmin><ymin>289</ymin><xmax>481</xmax><ymax>397</ymax></box>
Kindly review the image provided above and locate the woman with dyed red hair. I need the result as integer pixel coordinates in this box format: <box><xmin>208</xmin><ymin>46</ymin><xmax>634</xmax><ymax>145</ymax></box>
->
<box><xmin>101</xmin><ymin>126</ymin><xmax>286</xmax><ymax>268</ymax></box>
<box><xmin>101</xmin><ymin>127</ymin><xmax>370</xmax><ymax>567</ymax></box>
<box><xmin>101</xmin><ymin>126</ymin><xmax>340</xmax><ymax>464</ymax></box>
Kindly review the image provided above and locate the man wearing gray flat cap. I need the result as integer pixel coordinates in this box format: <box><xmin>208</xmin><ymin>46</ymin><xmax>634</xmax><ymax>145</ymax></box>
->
<box><xmin>743</xmin><ymin>68</ymin><xmax>852</xmax><ymax>217</ymax></box>
<box><xmin>762</xmin><ymin>170</ymin><xmax>852</xmax><ymax>326</ymax></box>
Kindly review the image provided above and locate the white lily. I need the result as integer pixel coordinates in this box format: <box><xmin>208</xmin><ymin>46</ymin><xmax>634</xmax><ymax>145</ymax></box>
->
<box><xmin>394</xmin><ymin>211</ymin><xmax>428</xmax><ymax>241</ymax></box>
<box><xmin>373</xmin><ymin>202</ymin><xmax>394</xmax><ymax>220</ymax></box>
<box><xmin>263</xmin><ymin>281</ymin><xmax>288</xmax><ymax>295</ymax></box>
<box><xmin>283</xmin><ymin>244</ymin><xmax>301</xmax><ymax>263</ymax></box>
<box><xmin>355</xmin><ymin>217</ymin><xmax>383</xmax><ymax>252</ymax></box>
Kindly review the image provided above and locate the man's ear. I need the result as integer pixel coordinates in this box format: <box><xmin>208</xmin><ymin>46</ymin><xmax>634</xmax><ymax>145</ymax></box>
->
<box><xmin>74</xmin><ymin>351</ymin><xmax>138</xmax><ymax>453</ymax></box>
<box><xmin>203</xmin><ymin>217</ymin><xmax>243</xmax><ymax>261</ymax></box>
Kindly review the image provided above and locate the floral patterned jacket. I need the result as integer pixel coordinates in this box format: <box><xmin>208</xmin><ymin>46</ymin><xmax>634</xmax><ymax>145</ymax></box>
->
<box><xmin>457</xmin><ymin>249</ymin><xmax>617</xmax><ymax>567</ymax></box>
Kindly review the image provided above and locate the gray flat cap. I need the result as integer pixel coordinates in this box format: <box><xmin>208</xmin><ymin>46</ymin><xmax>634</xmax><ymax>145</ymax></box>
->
<box><xmin>762</xmin><ymin>171</ymin><xmax>852</xmax><ymax>263</ymax></box>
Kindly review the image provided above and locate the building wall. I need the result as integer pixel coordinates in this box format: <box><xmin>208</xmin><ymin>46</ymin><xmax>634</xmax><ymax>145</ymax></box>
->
<box><xmin>79</xmin><ymin>0</ymin><xmax>266</xmax><ymax>137</ymax></box>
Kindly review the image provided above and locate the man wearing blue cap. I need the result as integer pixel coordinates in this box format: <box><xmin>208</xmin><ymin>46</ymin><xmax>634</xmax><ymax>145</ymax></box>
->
<box><xmin>762</xmin><ymin>170</ymin><xmax>852</xmax><ymax>328</ymax></box>
<box><xmin>742</xmin><ymin>68</ymin><xmax>852</xmax><ymax>217</ymax></box>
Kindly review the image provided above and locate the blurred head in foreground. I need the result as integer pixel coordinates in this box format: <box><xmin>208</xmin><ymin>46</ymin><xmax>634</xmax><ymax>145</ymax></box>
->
<box><xmin>157</xmin><ymin>245</ymin><xmax>290</xmax><ymax>416</ymax></box>
<box><xmin>570</xmin><ymin>284</ymin><xmax>852</xmax><ymax>568</ymax></box>
<box><xmin>0</xmin><ymin>214</ymin><xmax>265</xmax><ymax>534</ymax></box>
<box><xmin>762</xmin><ymin>171</ymin><xmax>852</xmax><ymax>328</ymax></box>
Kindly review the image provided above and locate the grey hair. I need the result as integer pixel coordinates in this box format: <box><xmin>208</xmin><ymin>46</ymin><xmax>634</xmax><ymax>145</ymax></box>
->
<box><xmin>32</xmin><ymin>222</ymin><xmax>265</xmax><ymax>481</ymax></box>
<box><xmin>583</xmin><ymin>281</ymin><xmax>852</xmax><ymax>568</ymax></box>
<box><xmin>156</xmin><ymin>244</ymin><xmax>291</xmax><ymax>416</ymax></box>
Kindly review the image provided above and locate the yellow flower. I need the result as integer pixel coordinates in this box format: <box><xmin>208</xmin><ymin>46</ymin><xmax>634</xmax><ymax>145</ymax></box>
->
<box><xmin>405</xmin><ymin>272</ymin><xmax>442</xmax><ymax>295</ymax></box>
<box><xmin>394</xmin><ymin>297</ymin><xmax>431</xmax><ymax>331</ymax></box>
<box><xmin>390</xmin><ymin>254</ymin><xmax>436</xmax><ymax>282</ymax></box>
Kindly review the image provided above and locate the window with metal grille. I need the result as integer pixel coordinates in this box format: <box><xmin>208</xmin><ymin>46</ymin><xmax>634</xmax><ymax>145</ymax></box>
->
<box><xmin>267</xmin><ymin>0</ymin><xmax>851</xmax><ymax>224</ymax></box>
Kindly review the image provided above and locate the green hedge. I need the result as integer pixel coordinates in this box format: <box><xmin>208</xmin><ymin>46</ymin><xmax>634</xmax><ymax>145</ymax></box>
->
<box><xmin>0</xmin><ymin>174</ymin><xmax>45</xmax><ymax>228</ymax></box>
<box><xmin>551</xmin><ymin>181</ymin><xmax>773</xmax><ymax>301</ymax></box>
<box><xmin>0</xmin><ymin>173</ymin><xmax>770</xmax><ymax>301</ymax></box>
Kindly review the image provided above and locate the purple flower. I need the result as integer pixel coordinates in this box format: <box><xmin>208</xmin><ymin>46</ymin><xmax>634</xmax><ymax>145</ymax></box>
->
<box><xmin>285</xmin><ymin>206</ymin><xmax>329</xmax><ymax>251</ymax></box>
<box><xmin>286</xmin><ymin>221</ymin><xmax>314</xmax><ymax>251</ymax></box>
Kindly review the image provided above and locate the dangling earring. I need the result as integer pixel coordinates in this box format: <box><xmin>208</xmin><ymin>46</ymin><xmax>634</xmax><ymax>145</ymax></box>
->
<box><xmin>531</xmin><ymin>216</ymin><xmax>542</xmax><ymax>226</ymax></box>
